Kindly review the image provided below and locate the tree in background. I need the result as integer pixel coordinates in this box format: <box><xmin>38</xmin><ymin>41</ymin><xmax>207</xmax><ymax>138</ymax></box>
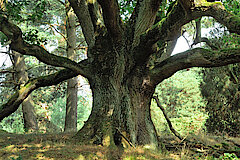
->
<box><xmin>64</xmin><ymin>2</ymin><xmax>78</xmax><ymax>133</ymax></box>
<box><xmin>0</xmin><ymin>0</ymin><xmax>39</xmax><ymax>132</ymax></box>
<box><xmin>0</xmin><ymin>0</ymin><xmax>240</xmax><ymax>148</ymax></box>
<box><xmin>12</xmin><ymin>51</ymin><xmax>38</xmax><ymax>132</ymax></box>
<box><xmin>0</xmin><ymin>0</ymin><xmax>91</xmax><ymax>133</ymax></box>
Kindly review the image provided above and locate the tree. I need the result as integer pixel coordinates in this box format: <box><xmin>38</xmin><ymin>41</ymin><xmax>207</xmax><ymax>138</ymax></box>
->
<box><xmin>64</xmin><ymin>2</ymin><xmax>78</xmax><ymax>133</ymax></box>
<box><xmin>0</xmin><ymin>0</ymin><xmax>240</xmax><ymax>148</ymax></box>
<box><xmin>12</xmin><ymin>51</ymin><xmax>38</xmax><ymax>132</ymax></box>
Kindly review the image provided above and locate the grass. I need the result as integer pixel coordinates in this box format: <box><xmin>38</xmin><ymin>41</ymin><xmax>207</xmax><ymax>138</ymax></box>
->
<box><xmin>0</xmin><ymin>131</ymin><xmax>239</xmax><ymax>160</ymax></box>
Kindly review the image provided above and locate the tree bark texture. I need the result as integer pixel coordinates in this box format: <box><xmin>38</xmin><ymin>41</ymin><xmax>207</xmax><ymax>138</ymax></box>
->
<box><xmin>12</xmin><ymin>51</ymin><xmax>38</xmax><ymax>132</ymax></box>
<box><xmin>64</xmin><ymin>7</ymin><xmax>78</xmax><ymax>133</ymax></box>
<box><xmin>73</xmin><ymin>35</ymin><xmax>160</xmax><ymax>148</ymax></box>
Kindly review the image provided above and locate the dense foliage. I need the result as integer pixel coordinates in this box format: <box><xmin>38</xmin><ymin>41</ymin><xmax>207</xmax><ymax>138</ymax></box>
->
<box><xmin>201</xmin><ymin>64</ymin><xmax>240</xmax><ymax>136</ymax></box>
<box><xmin>152</xmin><ymin>68</ymin><xmax>208</xmax><ymax>136</ymax></box>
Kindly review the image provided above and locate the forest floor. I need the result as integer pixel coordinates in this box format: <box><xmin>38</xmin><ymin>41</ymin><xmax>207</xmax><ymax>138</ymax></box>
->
<box><xmin>0</xmin><ymin>130</ymin><xmax>239</xmax><ymax>160</ymax></box>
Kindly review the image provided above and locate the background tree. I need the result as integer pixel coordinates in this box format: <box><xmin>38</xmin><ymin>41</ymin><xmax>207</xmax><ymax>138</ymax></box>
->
<box><xmin>12</xmin><ymin>51</ymin><xmax>38</xmax><ymax>132</ymax></box>
<box><xmin>0</xmin><ymin>0</ymin><xmax>240</xmax><ymax>149</ymax></box>
<box><xmin>64</xmin><ymin>2</ymin><xmax>78</xmax><ymax>133</ymax></box>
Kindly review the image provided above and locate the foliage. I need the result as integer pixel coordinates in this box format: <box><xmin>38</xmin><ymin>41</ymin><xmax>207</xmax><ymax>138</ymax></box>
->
<box><xmin>119</xmin><ymin>0</ymin><xmax>136</xmax><ymax>20</ymax></box>
<box><xmin>47</xmin><ymin>94</ymin><xmax>92</xmax><ymax>131</ymax></box>
<box><xmin>5</xmin><ymin>0</ymin><xmax>48</xmax><ymax>22</ymax></box>
<box><xmin>223</xmin><ymin>0</ymin><xmax>240</xmax><ymax>16</ymax></box>
<box><xmin>218</xmin><ymin>153</ymin><xmax>239</xmax><ymax>160</ymax></box>
<box><xmin>11</xmin><ymin>155</ymin><xmax>23</xmax><ymax>160</ymax></box>
<box><xmin>0</xmin><ymin>107</ymin><xmax>24</xmax><ymax>133</ymax></box>
<box><xmin>23</xmin><ymin>29</ymin><xmax>47</xmax><ymax>45</ymax></box>
<box><xmin>151</xmin><ymin>68</ymin><xmax>208</xmax><ymax>136</ymax></box>
<box><xmin>200</xmin><ymin>22</ymin><xmax>240</xmax><ymax>136</ymax></box>
<box><xmin>200</xmin><ymin>64</ymin><xmax>240</xmax><ymax>136</ymax></box>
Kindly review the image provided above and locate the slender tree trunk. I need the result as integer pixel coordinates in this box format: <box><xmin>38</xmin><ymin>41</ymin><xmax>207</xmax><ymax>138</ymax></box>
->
<box><xmin>64</xmin><ymin>7</ymin><xmax>78</xmax><ymax>132</ymax></box>
<box><xmin>12</xmin><ymin>51</ymin><xmax>38</xmax><ymax>132</ymax></box>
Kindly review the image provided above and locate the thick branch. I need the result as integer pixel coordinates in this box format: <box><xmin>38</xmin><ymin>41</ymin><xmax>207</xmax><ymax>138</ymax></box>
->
<box><xmin>0</xmin><ymin>67</ymin><xmax>79</xmax><ymax>121</ymax></box>
<box><xmin>87</xmin><ymin>1</ymin><xmax>104</xmax><ymax>32</ymax></box>
<box><xmin>132</xmin><ymin>0</ymin><xmax>162</xmax><ymax>47</ymax></box>
<box><xmin>69</xmin><ymin>0</ymin><xmax>95</xmax><ymax>47</ymax></box>
<box><xmin>141</xmin><ymin>2</ymin><xmax>240</xmax><ymax>50</ymax></box>
<box><xmin>132</xmin><ymin>2</ymin><xmax>184</xmax><ymax>64</ymax></box>
<box><xmin>178</xmin><ymin>0</ymin><xmax>194</xmax><ymax>12</ymax></box>
<box><xmin>0</xmin><ymin>14</ymin><xmax>91</xmax><ymax>79</ymax></box>
<box><xmin>97</xmin><ymin>0</ymin><xmax>122</xmax><ymax>41</ymax></box>
<box><xmin>150</xmin><ymin>47</ymin><xmax>240</xmax><ymax>84</ymax></box>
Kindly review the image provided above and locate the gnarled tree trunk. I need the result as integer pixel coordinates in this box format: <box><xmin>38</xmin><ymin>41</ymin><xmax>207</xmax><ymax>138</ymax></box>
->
<box><xmin>74</xmin><ymin>35</ymin><xmax>160</xmax><ymax>148</ymax></box>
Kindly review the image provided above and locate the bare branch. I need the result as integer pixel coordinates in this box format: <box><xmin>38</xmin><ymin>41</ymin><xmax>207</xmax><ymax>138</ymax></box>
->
<box><xmin>191</xmin><ymin>18</ymin><xmax>218</xmax><ymax>50</ymax></box>
<box><xmin>48</xmin><ymin>24</ymin><xmax>67</xmax><ymax>42</ymax></box>
<box><xmin>0</xmin><ymin>14</ymin><xmax>92</xmax><ymax>79</ymax></box>
<box><xmin>153</xmin><ymin>96</ymin><xmax>183</xmax><ymax>140</ymax></box>
<box><xmin>69</xmin><ymin>0</ymin><xmax>95</xmax><ymax>47</ymax></box>
<box><xmin>97</xmin><ymin>0</ymin><xmax>122</xmax><ymax>42</ymax></box>
<box><xmin>150</xmin><ymin>47</ymin><xmax>240</xmax><ymax>84</ymax></box>
<box><xmin>55</xmin><ymin>0</ymin><xmax>65</xmax><ymax>6</ymax></box>
<box><xmin>0</xmin><ymin>69</ymin><xmax>14</xmax><ymax>73</ymax></box>
<box><xmin>192</xmin><ymin>37</ymin><xmax>219</xmax><ymax>50</ymax></box>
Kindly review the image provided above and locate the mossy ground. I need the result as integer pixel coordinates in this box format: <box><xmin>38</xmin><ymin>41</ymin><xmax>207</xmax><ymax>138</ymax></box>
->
<box><xmin>0</xmin><ymin>131</ymin><xmax>239</xmax><ymax>160</ymax></box>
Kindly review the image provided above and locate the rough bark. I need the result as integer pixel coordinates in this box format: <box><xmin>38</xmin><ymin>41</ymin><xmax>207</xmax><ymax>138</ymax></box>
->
<box><xmin>12</xmin><ymin>51</ymin><xmax>38</xmax><ymax>132</ymax></box>
<box><xmin>150</xmin><ymin>47</ymin><xmax>240</xmax><ymax>84</ymax></box>
<box><xmin>68</xmin><ymin>0</ymin><xmax>95</xmax><ymax>47</ymax></box>
<box><xmin>64</xmin><ymin>7</ymin><xmax>78</xmax><ymax>133</ymax></box>
<box><xmin>97</xmin><ymin>0</ymin><xmax>122</xmax><ymax>41</ymax></box>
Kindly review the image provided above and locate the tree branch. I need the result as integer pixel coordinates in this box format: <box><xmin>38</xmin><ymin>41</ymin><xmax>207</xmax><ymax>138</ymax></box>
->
<box><xmin>153</xmin><ymin>96</ymin><xmax>183</xmax><ymax>140</ymax></box>
<box><xmin>132</xmin><ymin>2</ymin><xmax>185</xmax><ymax>65</ymax></box>
<box><xmin>0</xmin><ymin>14</ymin><xmax>92</xmax><ymax>79</ymax></box>
<box><xmin>178</xmin><ymin>0</ymin><xmax>194</xmax><ymax>12</ymax></box>
<box><xmin>97</xmin><ymin>0</ymin><xmax>122</xmax><ymax>42</ymax></box>
<box><xmin>150</xmin><ymin>47</ymin><xmax>240</xmax><ymax>84</ymax></box>
<box><xmin>69</xmin><ymin>0</ymin><xmax>95</xmax><ymax>47</ymax></box>
<box><xmin>0</xmin><ymin>63</ymin><xmax>85</xmax><ymax>121</ymax></box>
<box><xmin>87</xmin><ymin>1</ymin><xmax>104</xmax><ymax>33</ymax></box>
<box><xmin>192</xmin><ymin>37</ymin><xmax>219</xmax><ymax>50</ymax></box>
<box><xmin>140</xmin><ymin>2</ymin><xmax>240</xmax><ymax>52</ymax></box>
<box><xmin>132</xmin><ymin>0</ymin><xmax>162</xmax><ymax>47</ymax></box>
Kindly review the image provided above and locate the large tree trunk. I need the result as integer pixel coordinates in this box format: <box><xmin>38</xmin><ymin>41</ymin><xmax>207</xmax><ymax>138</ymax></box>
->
<box><xmin>64</xmin><ymin>7</ymin><xmax>78</xmax><ymax>133</ymax></box>
<box><xmin>75</xmin><ymin>74</ymin><xmax>159</xmax><ymax>148</ymax></box>
<box><xmin>13</xmin><ymin>51</ymin><xmax>38</xmax><ymax>132</ymax></box>
<box><xmin>74</xmin><ymin>35</ymin><xmax>159</xmax><ymax>148</ymax></box>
